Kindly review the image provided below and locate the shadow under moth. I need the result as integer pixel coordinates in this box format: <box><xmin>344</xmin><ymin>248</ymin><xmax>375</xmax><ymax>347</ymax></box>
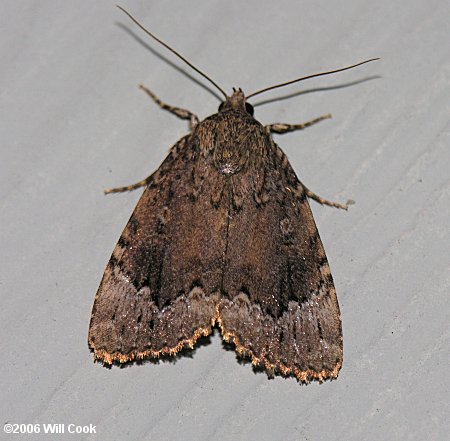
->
<box><xmin>88</xmin><ymin>6</ymin><xmax>377</xmax><ymax>383</ymax></box>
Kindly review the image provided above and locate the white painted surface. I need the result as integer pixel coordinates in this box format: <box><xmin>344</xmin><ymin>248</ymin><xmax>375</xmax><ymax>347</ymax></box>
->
<box><xmin>1</xmin><ymin>1</ymin><xmax>449</xmax><ymax>440</ymax></box>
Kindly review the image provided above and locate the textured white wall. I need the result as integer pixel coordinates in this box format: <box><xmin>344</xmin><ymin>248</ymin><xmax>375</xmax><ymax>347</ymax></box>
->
<box><xmin>1</xmin><ymin>1</ymin><xmax>449</xmax><ymax>440</ymax></box>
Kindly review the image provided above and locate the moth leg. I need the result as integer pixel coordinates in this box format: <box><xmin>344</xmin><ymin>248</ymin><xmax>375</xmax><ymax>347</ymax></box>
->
<box><xmin>266</xmin><ymin>114</ymin><xmax>331</xmax><ymax>134</ymax></box>
<box><xmin>139</xmin><ymin>84</ymin><xmax>200</xmax><ymax>130</ymax></box>
<box><xmin>301</xmin><ymin>183</ymin><xmax>352</xmax><ymax>210</ymax></box>
<box><xmin>104</xmin><ymin>176</ymin><xmax>152</xmax><ymax>194</ymax></box>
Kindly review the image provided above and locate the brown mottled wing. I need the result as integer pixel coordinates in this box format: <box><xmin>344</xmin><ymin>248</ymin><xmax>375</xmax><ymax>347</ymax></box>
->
<box><xmin>88</xmin><ymin>136</ymin><xmax>227</xmax><ymax>364</ymax></box>
<box><xmin>218</xmin><ymin>143</ymin><xmax>343</xmax><ymax>383</ymax></box>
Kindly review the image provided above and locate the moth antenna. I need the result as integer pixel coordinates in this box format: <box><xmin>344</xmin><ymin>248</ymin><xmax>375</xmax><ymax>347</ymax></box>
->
<box><xmin>247</xmin><ymin>58</ymin><xmax>380</xmax><ymax>99</ymax></box>
<box><xmin>116</xmin><ymin>5</ymin><xmax>228</xmax><ymax>99</ymax></box>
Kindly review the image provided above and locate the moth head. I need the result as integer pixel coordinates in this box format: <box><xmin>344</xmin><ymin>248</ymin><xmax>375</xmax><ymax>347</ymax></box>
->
<box><xmin>218</xmin><ymin>88</ymin><xmax>254</xmax><ymax>116</ymax></box>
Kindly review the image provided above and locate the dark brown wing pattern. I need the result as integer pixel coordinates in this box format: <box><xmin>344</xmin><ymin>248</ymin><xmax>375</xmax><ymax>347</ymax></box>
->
<box><xmin>89</xmin><ymin>109</ymin><xmax>342</xmax><ymax>382</ymax></box>
<box><xmin>89</xmin><ymin>135</ymin><xmax>228</xmax><ymax>363</ymax></box>
<box><xmin>218</xmin><ymin>141</ymin><xmax>342</xmax><ymax>382</ymax></box>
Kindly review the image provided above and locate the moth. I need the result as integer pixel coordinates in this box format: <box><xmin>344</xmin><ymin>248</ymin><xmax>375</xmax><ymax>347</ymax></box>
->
<box><xmin>89</xmin><ymin>6</ymin><xmax>377</xmax><ymax>383</ymax></box>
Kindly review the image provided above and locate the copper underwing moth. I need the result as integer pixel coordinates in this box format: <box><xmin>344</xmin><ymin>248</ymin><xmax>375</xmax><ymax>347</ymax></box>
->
<box><xmin>88</xmin><ymin>6</ymin><xmax>378</xmax><ymax>383</ymax></box>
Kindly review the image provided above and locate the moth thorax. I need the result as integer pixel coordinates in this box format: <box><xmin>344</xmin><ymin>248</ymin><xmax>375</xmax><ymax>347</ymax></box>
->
<box><xmin>214</xmin><ymin>143</ymin><xmax>249</xmax><ymax>175</ymax></box>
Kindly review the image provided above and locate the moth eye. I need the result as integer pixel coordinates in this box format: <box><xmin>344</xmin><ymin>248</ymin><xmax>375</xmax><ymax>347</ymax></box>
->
<box><xmin>245</xmin><ymin>102</ymin><xmax>254</xmax><ymax>116</ymax></box>
<box><xmin>218</xmin><ymin>102</ymin><xmax>224</xmax><ymax>112</ymax></box>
